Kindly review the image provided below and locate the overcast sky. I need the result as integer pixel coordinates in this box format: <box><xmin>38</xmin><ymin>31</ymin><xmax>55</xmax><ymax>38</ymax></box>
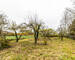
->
<box><xmin>0</xmin><ymin>0</ymin><xmax>73</xmax><ymax>29</ymax></box>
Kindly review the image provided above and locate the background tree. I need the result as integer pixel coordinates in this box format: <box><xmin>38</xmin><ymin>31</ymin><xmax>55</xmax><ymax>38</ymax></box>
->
<box><xmin>59</xmin><ymin>8</ymin><xmax>75</xmax><ymax>39</ymax></box>
<box><xmin>0</xmin><ymin>14</ymin><xmax>9</xmax><ymax>49</ymax></box>
<box><xmin>69</xmin><ymin>19</ymin><xmax>75</xmax><ymax>39</ymax></box>
<box><xmin>8</xmin><ymin>21</ymin><xmax>26</xmax><ymax>42</ymax></box>
<box><xmin>58</xmin><ymin>25</ymin><xmax>65</xmax><ymax>40</ymax></box>
<box><xmin>40</xmin><ymin>28</ymin><xmax>57</xmax><ymax>45</ymax></box>
<box><xmin>40</xmin><ymin>28</ymin><xmax>57</xmax><ymax>37</ymax></box>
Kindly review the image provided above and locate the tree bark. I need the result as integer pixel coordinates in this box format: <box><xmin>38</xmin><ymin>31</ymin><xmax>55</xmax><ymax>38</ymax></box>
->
<box><xmin>15</xmin><ymin>31</ymin><xmax>19</xmax><ymax>42</ymax></box>
<box><xmin>34</xmin><ymin>31</ymin><xmax>38</xmax><ymax>44</ymax></box>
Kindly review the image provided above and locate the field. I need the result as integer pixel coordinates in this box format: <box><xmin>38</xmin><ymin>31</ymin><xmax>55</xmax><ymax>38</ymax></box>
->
<box><xmin>0</xmin><ymin>37</ymin><xmax>75</xmax><ymax>60</ymax></box>
<box><xmin>6</xmin><ymin>35</ymin><xmax>33</xmax><ymax>40</ymax></box>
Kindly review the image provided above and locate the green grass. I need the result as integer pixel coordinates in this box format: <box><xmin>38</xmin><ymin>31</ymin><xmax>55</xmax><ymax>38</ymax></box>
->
<box><xmin>6</xmin><ymin>35</ymin><xmax>33</xmax><ymax>40</ymax></box>
<box><xmin>0</xmin><ymin>37</ymin><xmax>75</xmax><ymax>60</ymax></box>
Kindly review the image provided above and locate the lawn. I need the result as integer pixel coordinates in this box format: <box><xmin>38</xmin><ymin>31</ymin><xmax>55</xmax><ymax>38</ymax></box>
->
<box><xmin>0</xmin><ymin>37</ymin><xmax>75</xmax><ymax>60</ymax></box>
<box><xmin>6</xmin><ymin>35</ymin><xmax>33</xmax><ymax>40</ymax></box>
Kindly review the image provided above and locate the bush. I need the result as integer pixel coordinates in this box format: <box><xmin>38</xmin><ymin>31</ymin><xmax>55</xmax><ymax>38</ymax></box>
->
<box><xmin>0</xmin><ymin>36</ymin><xmax>9</xmax><ymax>50</ymax></box>
<box><xmin>43</xmin><ymin>38</ymin><xmax>47</xmax><ymax>45</ymax></box>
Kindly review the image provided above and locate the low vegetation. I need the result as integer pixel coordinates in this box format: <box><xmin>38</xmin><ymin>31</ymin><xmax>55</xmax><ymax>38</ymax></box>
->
<box><xmin>0</xmin><ymin>37</ymin><xmax>75</xmax><ymax>60</ymax></box>
<box><xmin>0</xmin><ymin>36</ymin><xmax>9</xmax><ymax>50</ymax></box>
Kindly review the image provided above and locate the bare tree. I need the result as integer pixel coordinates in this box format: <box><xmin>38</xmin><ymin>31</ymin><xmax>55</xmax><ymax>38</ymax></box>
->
<box><xmin>60</xmin><ymin>8</ymin><xmax>74</xmax><ymax>34</ymax></box>
<box><xmin>40</xmin><ymin>28</ymin><xmax>57</xmax><ymax>45</ymax></box>
<box><xmin>0</xmin><ymin>14</ymin><xmax>8</xmax><ymax>35</ymax></box>
<box><xmin>8</xmin><ymin>21</ymin><xmax>26</xmax><ymax>42</ymax></box>
<box><xmin>58</xmin><ymin>25</ymin><xmax>65</xmax><ymax>40</ymax></box>
<box><xmin>26</xmin><ymin>15</ymin><xmax>44</xmax><ymax>44</ymax></box>
<box><xmin>0</xmin><ymin>14</ymin><xmax>9</xmax><ymax>49</ymax></box>
<box><xmin>59</xmin><ymin>8</ymin><xmax>75</xmax><ymax>39</ymax></box>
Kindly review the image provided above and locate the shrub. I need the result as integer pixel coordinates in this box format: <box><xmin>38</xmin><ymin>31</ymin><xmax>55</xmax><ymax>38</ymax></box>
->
<box><xmin>0</xmin><ymin>36</ymin><xmax>9</xmax><ymax>50</ymax></box>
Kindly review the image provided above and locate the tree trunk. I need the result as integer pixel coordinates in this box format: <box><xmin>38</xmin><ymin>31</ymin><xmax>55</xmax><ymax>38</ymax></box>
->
<box><xmin>35</xmin><ymin>37</ymin><xmax>37</xmax><ymax>44</ymax></box>
<box><xmin>34</xmin><ymin>31</ymin><xmax>38</xmax><ymax>44</ymax></box>
<box><xmin>16</xmin><ymin>38</ymin><xmax>18</xmax><ymax>42</ymax></box>
<box><xmin>61</xmin><ymin>36</ymin><xmax>63</xmax><ymax>41</ymax></box>
<box><xmin>15</xmin><ymin>31</ymin><xmax>19</xmax><ymax>42</ymax></box>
